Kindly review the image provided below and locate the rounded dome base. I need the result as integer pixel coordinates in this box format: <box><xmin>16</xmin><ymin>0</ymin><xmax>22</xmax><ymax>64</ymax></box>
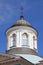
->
<box><xmin>6</xmin><ymin>47</ymin><xmax>37</xmax><ymax>55</ymax></box>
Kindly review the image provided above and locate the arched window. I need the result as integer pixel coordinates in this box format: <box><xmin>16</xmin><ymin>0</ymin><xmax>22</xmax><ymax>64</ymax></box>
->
<box><xmin>13</xmin><ymin>34</ymin><xmax>16</xmax><ymax>47</ymax></box>
<box><xmin>33</xmin><ymin>36</ymin><xmax>35</xmax><ymax>48</ymax></box>
<box><xmin>10</xmin><ymin>35</ymin><xmax>13</xmax><ymax>47</ymax></box>
<box><xmin>33</xmin><ymin>36</ymin><xmax>37</xmax><ymax>50</ymax></box>
<box><xmin>22</xmin><ymin>33</ymin><xmax>28</xmax><ymax>47</ymax></box>
<box><xmin>33</xmin><ymin>36</ymin><xmax>37</xmax><ymax>51</ymax></box>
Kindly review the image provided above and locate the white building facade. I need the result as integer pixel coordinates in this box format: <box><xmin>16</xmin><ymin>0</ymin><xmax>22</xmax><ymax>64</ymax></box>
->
<box><xmin>5</xmin><ymin>16</ymin><xmax>43</xmax><ymax>65</ymax></box>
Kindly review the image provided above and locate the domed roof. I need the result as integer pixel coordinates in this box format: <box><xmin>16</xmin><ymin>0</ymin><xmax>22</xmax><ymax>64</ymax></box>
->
<box><xmin>11</xmin><ymin>19</ymin><xmax>31</xmax><ymax>28</ymax></box>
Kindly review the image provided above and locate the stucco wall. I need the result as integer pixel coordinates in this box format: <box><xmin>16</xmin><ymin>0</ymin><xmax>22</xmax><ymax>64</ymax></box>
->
<box><xmin>6</xmin><ymin>26</ymin><xmax>37</xmax><ymax>52</ymax></box>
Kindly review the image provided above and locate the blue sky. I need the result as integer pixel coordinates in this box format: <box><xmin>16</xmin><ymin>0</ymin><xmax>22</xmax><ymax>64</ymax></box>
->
<box><xmin>0</xmin><ymin>0</ymin><xmax>43</xmax><ymax>56</ymax></box>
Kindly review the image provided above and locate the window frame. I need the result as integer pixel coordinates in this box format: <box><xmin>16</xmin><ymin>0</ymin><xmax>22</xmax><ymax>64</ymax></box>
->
<box><xmin>12</xmin><ymin>33</ymin><xmax>16</xmax><ymax>47</ymax></box>
<box><xmin>22</xmin><ymin>33</ymin><xmax>28</xmax><ymax>47</ymax></box>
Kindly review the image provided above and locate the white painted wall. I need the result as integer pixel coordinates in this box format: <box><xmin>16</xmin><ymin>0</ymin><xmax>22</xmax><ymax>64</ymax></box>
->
<box><xmin>6</xmin><ymin>26</ymin><xmax>37</xmax><ymax>52</ymax></box>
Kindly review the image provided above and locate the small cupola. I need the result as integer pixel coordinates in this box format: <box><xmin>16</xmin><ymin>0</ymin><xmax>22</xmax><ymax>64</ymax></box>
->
<box><xmin>6</xmin><ymin>8</ymin><xmax>38</xmax><ymax>54</ymax></box>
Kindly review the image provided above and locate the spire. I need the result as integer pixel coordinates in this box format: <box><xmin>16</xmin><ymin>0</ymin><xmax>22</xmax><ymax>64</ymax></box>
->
<box><xmin>20</xmin><ymin>6</ymin><xmax>24</xmax><ymax>20</ymax></box>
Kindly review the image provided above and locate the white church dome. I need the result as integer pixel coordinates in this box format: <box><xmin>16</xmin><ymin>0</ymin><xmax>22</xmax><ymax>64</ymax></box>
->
<box><xmin>6</xmin><ymin>15</ymin><xmax>38</xmax><ymax>55</ymax></box>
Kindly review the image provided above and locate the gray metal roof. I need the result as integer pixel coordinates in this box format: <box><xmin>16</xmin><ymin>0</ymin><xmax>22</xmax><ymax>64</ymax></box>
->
<box><xmin>11</xmin><ymin>19</ymin><xmax>31</xmax><ymax>27</ymax></box>
<box><xmin>15</xmin><ymin>54</ymin><xmax>43</xmax><ymax>64</ymax></box>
